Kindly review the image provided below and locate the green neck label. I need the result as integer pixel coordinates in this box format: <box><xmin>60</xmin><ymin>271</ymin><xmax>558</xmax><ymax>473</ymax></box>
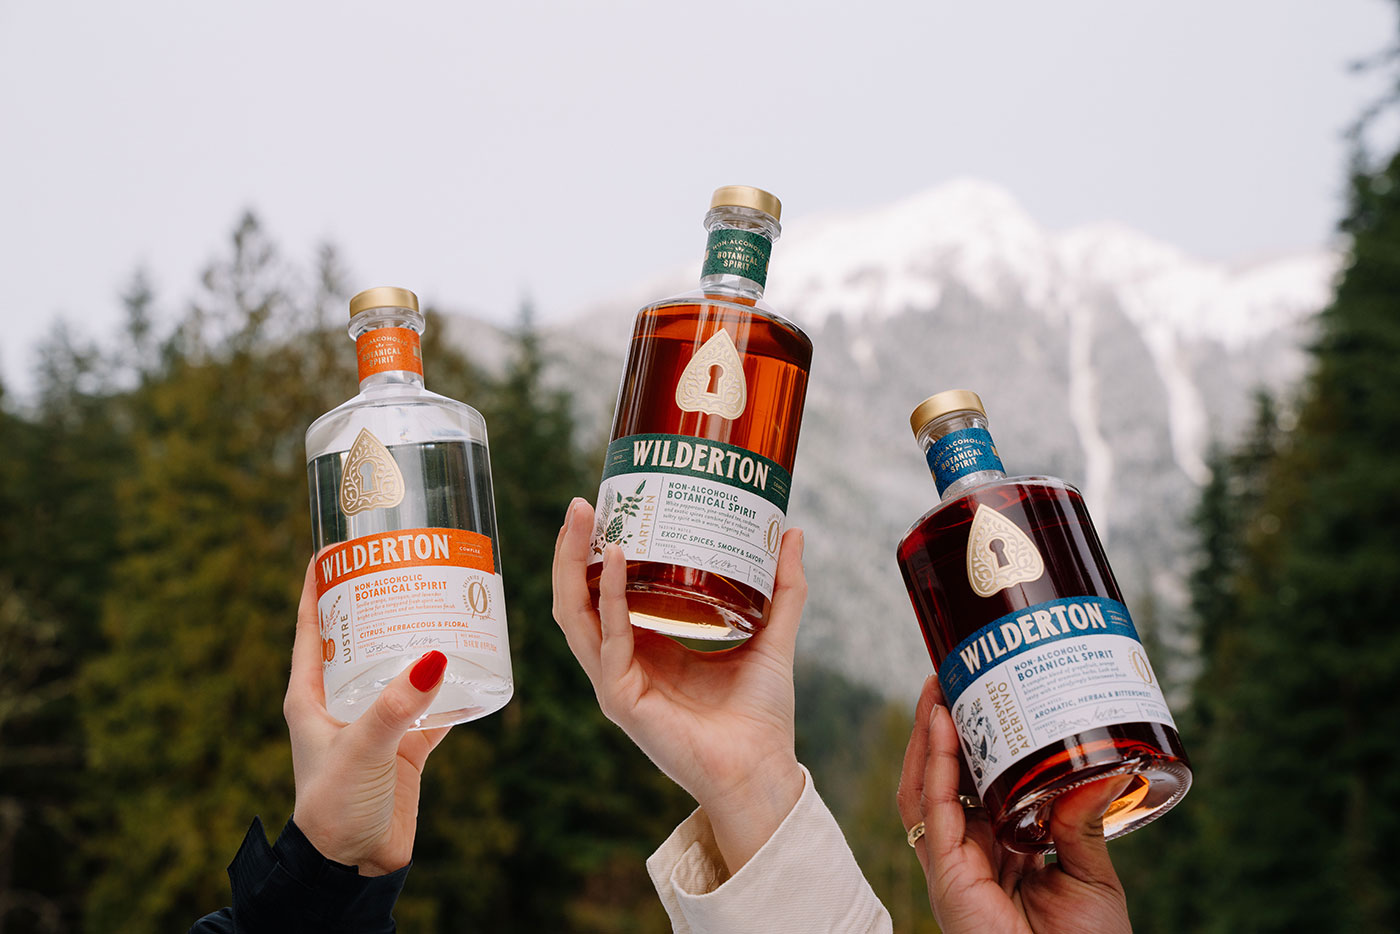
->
<box><xmin>701</xmin><ymin>228</ymin><xmax>772</xmax><ymax>286</ymax></box>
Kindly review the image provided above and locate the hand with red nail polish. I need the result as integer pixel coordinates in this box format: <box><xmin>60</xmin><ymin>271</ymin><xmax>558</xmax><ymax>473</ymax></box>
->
<box><xmin>285</xmin><ymin>560</ymin><xmax>452</xmax><ymax>877</ymax></box>
<box><xmin>895</xmin><ymin>677</ymin><xmax>1133</xmax><ymax>934</ymax></box>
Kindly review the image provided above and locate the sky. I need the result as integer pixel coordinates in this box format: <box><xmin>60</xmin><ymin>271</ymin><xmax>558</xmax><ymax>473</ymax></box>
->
<box><xmin>1</xmin><ymin>0</ymin><xmax>1395</xmax><ymax>396</ymax></box>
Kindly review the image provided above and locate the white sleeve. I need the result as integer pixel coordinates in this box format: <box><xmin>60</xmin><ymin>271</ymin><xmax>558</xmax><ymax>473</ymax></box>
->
<box><xmin>646</xmin><ymin>766</ymin><xmax>893</xmax><ymax>934</ymax></box>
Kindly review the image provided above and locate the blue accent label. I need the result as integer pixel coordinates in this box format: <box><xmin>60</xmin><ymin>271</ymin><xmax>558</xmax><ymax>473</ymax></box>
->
<box><xmin>925</xmin><ymin>427</ymin><xmax>1003</xmax><ymax>495</ymax></box>
<box><xmin>938</xmin><ymin>596</ymin><xmax>1141</xmax><ymax>705</ymax></box>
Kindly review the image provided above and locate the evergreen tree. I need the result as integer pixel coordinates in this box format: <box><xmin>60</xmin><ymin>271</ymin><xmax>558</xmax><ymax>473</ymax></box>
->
<box><xmin>1139</xmin><ymin>147</ymin><xmax>1400</xmax><ymax>934</ymax></box>
<box><xmin>78</xmin><ymin>216</ymin><xmax>352</xmax><ymax>930</ymax></box>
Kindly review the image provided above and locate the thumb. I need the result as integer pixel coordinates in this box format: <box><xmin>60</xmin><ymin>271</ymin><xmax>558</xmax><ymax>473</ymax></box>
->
<box><xmin>344</xmin><ymin>650</ymin><xmax>448</xmax><ymax>760</ymax></box>
<box><xmin>1048</xmin><ymin>774</ymin><xmax>1132</xmax><ymax>890</ymax></box>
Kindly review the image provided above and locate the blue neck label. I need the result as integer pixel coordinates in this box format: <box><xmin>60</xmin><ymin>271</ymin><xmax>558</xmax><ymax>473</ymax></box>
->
<box><xmin>926</xmin><ymin>427</ymin><xmax>1004</xmax><ymax>495</ymax></box>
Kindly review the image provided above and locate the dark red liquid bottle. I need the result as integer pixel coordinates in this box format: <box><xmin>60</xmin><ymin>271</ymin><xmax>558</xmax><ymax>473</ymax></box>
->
<box><xmin>895</xmin><ymin>390</ymin><xmax>1190</xmax><ymax>853</ymax></box>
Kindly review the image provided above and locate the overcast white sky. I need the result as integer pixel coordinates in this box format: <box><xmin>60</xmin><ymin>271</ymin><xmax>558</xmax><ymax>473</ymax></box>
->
<box><xmin>1</xmin><ymin>1</ymin><xmax>1394</xmax><ymax>395</ymax></box>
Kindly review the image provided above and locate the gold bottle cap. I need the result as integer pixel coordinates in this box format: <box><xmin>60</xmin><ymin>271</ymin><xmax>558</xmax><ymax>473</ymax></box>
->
<box><xmin>909</xmin><ymin>390</ymin><xmax>987</xmax><ymax>436</ymax></box>
<box><xmin>349</xmin><ymin>286</ymin><xmax>420</xmax><ymax>318</ymax></box>
<box><xmin>711</xmin><ymin>185</ymin><xmax>782</xmax><ymax>222</ymax></box>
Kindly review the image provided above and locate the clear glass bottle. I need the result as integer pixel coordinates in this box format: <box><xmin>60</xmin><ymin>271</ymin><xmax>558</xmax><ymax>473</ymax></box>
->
<box><xmin>586</xmin><ymin>186</ymin><xmax>812</xmax><ymax>641</ymax></box>
<box><xmin>305</xmin><ymin>286</ymin><xmax>512</xmax><ymax>728</ymax></box>
<box><xmin>895</xmin><ymin>390</ymin><xmax>1190</xmax><ymax>852</ymax></box>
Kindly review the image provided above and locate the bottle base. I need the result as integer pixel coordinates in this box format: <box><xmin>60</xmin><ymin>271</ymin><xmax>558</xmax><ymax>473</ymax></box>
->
<box><xmin>995</xmin><ymin>754</ymin><xmax>1192</xmax><ymax>854</ymax></box>
<box><xmin>326</xmin><ymin>654</ymin><xmax>513</xmax><ymax>729</ymax></box>
<box><xmin>623</xmin><ymin>581</ymin><xmax>761</xmax><ymax>642</ymax></box>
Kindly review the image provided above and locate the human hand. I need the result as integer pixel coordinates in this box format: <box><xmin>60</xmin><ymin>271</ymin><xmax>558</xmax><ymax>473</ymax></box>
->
<box><xmin>551</xmin><ymin>497</ymin><xmax>806</xmax><ymax>873</ymax></box>
<box><xmin>285</xmin><ymin>559</ymin><xmax>452</xmax><ymax>876</ymax></box>
<box><xmin>896</xmin><ymin>676</ymin><xmax>1133</xmax><ymax>934</ymax></box>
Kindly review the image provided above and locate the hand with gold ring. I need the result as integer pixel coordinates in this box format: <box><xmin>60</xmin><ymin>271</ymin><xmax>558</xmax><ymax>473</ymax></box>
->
<box><xmin>896</xmin><ymin>675</ymin><xmax>1133</xmax><ymax>934</ymax></box>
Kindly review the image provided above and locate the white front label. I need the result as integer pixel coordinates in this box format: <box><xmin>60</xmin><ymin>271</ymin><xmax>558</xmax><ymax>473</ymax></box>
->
<box><xmin>589</xmin><ymin>470</ymin><xmax>785</xmax><ymax>598</ymax></box>
<box><xmin>315</xmin><ymin>527</ymin><xmax>510</xmax><ymax>707</ymax></box>
<box><xmin>938</xmin><ymin>596</ymin><xmax>1176</xmax><ymax>795</ymax></box>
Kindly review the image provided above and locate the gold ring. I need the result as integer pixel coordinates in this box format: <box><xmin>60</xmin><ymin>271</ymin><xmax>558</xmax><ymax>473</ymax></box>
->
<box><xmin>906</xmin><ymin>821</ymin><xmax>926</xmax><ymax>847</ymax></box>
<box><xmin>958</xmin><ymin>794</ymin><xmax>986</xmax><ymax>811</ymax></box>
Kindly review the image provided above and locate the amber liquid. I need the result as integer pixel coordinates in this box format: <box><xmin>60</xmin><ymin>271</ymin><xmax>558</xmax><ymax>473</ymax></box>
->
<box><xmin>588</xmin><ymin>294</ymin><xmax>812</xmax><ymax>638</ymax></box>
<box><xmin>896</xmin><ymin>477</ymin><xmax>1191</xmax><ymax>852</ymax></box>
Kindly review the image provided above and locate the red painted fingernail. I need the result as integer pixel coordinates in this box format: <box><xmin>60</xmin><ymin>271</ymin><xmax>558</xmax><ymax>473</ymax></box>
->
<box><xmin>410</xmin><ymin>651</ymin><xmax>447</xmax><ymax>691</ymax></box>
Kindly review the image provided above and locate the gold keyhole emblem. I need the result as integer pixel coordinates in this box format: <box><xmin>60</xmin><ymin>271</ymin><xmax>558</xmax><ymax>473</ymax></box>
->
<box><xmin>966</xmin><ymin>504</ymin><xmax>1045</xmax><ymax>597</ymax></box>
<box><xmin>675</xmin><ymin>329</ymin><xmax>747</xmax><ymax>420</ymax></box>
<box><xmin>339</xmin><ymin>428</ymin><xmax>406</xmax><ymax>516</ymax></box>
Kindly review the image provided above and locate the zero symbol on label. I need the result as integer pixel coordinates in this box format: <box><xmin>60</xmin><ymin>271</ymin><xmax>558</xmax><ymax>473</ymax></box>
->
<box><xmin>465</xmin><ymin>580</ymin><xmax>490</xmax><ymax>615</ymax></box>
<box><xmin>1131</xmin><ymin>650</ymin><xmax>1155</xmax><ymax>685</ymax></box>
<box><xmin>765</xmin><ymin>517</ymin><xmax>782</xmax><ymax>556</ymax></box>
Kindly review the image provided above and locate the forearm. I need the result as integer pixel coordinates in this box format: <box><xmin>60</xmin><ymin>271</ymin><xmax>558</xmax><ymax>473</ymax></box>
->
<box><xmin>189</xmin><ymin>818</ymin><xmax>408</xmax><ymax>934</ymax></box>
<box><xmin>696</xmin><ymin>752</ymin><xmax>805</xmax><ymax>874</ymax></box>
<box><xmin>650</xmin><ymin>766</ymin><xmax>893</xmax><ymax>934</ymax></box>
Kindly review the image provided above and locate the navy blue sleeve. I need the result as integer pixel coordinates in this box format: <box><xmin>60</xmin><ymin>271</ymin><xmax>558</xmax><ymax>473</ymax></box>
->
<box><xmin>188</xmin><ymin>818</ymin><xmax>409</xmax><ymax>934</ymax></box>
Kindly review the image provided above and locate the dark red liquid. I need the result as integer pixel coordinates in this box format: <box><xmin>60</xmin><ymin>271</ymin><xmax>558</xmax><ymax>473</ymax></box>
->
<box><xmin>588</xmin><ymin>295</ymin><xmax>811</xmax><ymax>635</ymax></box>
<box><xmin>896</xmin><ymin>477</ymin><xmax>1190</xmax><ymax>851</ymax></box>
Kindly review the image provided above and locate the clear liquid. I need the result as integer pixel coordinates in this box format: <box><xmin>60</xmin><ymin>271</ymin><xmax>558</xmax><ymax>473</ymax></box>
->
<box><xmin>307</xmin><ymin>439</ymin><xmax>513</xmax><ymax>728</ymax></box>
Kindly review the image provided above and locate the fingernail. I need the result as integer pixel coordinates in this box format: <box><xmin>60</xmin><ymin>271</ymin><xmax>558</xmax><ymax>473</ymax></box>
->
<box><xmin>795</xmin><ymin>529</ymin><xmax>805</xmax><ymax>565</ymax></box>
<box><xmin>1097</xmin><ymin>776</ymin><xmax>1134</xmax><ymax>818</ymax></box>
<box><xmin>930</xmin><ymin>702</ymin><xmax>944</xmax><ymax>726</ymax></box>
<box><xmin>563</xmin><ymin>498</ymin><xmax>579</xmax><ymax>532</ymax></box>
<box><xmin>410</xmin><ymin>650</ymin><xmax>447</xmax><ymax>691</ymax></box>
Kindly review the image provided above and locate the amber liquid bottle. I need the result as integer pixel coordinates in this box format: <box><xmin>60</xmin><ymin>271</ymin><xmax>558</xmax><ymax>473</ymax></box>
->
<box><xmin>586</xmin><ymin>186</ymin><xmax>812</xmax><ymax>640</ymax></box>
<box><xmin>895</xmin><ymin>390</ymin><xmax>1190</xmax><ymax>853</ymax></box>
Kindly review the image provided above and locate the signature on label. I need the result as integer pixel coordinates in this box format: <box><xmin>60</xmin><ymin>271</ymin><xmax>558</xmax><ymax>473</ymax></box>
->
<box><xmin>704</xmin><ymin>555</ymin><xmax>743</xmax><ymax>574</ymax></box>
<box><xmin>660</xmin><ymin>544</ymin><xmax>710</xmax><ymax>566</ymax></box>
<box><xmin>1094</xmin><ymin>705</ymin><xmax>1132</xmax><ymax>724</ymax></box>
<box><xmin>365</xmin><ymin>633</ymin><xmax>451</xmax><ymax>658</ymax></box>
<box><xmin>1041</xmin><ymin>716</ymin><xmax>1091</xmax><ymax>737</ymax></box>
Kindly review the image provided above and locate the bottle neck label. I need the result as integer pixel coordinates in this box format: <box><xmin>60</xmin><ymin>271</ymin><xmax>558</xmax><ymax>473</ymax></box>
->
<box><xmin>701</xmin><ymin>228</ymin><xmax>772</xmax><ymax>287</ymax></box>
<box><xmin>356</xmin><ymin>327</ymin><xmax>424</xmax><ymax>382</ymax></box>
<box><xmin>926</xmin><ymin>427</ymin><xmax>1004</xmax><ymax>496</ymax></box>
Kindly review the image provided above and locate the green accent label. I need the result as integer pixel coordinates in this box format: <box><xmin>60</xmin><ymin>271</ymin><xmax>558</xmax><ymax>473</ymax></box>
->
<box><xmin>602</xmin><ymin>433</ymin><xmax>791</xmax><ymax>511</ymax></box>
<box><xmin>701</xmin><ymin>229</ymin><xmax>772</xmax><ymax>286</ymax></box>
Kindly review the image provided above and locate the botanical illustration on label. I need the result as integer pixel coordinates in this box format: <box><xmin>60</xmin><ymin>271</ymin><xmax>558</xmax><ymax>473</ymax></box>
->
<box><xmin>675</xmin><ymin>329</ymin><xmax>748</xmax><ymax>420</ymax></box>
<box><xmin>355</xmin><ymin>327</ymin><xmax>424</xmax><ymax>381</ymax></box>
<box><xmin>589</xmin><ymin>433</ymin><xmax>790</xmax><ymax>599</ymax></box>
<box><xmin>926</xmin><ymin>427</ymin><xmax>1004</xmax><ymax>495</ymax></box>
<box><xmin>339</xmin><ymin>428</ymin><xmax>406</xmax><ymax>516</ymax></box>
<box><xmin>701</xmin><ymin>228</ymin><xmax>773</xmax><ymax>286</ymax></box>
<box><xmin>937</xmin><ymin>595</ymin><xmax>1175</xmax><ymax>794</ymax></box>
<box><xmin>966</xmin><ymin>504</ymin><xmax>1045</xmax><ymax>597</ymax></box>
<box><xmin>315</xmin><ymin>526</ymin><xmax>508</xmax><ymax>704</ymax></box>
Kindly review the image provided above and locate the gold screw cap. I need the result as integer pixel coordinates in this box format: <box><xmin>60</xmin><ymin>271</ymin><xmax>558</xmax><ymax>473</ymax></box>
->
<box><xmin>349</xmin><ymin>286</ymin><xmax>420</xmax><ymax>318</ymax></box>
<box><xmin>909</xmin><ymin>390</ymin><xmax>987</xmax><ymax>437</ymax></box>
<box><xmin>711</xmin><ymin>185</ymin><xmax>782</xmax><ymax>222</ymax></box>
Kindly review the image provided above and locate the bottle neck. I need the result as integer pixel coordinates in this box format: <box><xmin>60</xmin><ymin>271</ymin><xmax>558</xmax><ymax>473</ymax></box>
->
<box><xmin>698</xmin><ymin>205</ymin><xmax>780</xmax><ymax>299</ymax></box>
<box><xmin>350</xmin><ymin>310</ymin><xmax>426</xmax><ymax>391</ymax></box>
<box><xmin>917</xmin><ymin>410</ymin><xmax>1007</xmax><ymax>500</ymax></box>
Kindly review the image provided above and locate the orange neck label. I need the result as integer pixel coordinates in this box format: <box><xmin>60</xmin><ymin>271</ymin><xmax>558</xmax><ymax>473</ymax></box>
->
<box><xmin>356</xmin><ymin>327</ymin><xmax>424</xmax><ymax>381</ymax></box>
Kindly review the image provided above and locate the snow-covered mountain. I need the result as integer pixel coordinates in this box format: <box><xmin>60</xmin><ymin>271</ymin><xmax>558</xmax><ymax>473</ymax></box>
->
<box><xmin>469</xmin><ymin>180</ymin><xmax>1339</xmax><ymax>697</ymax></box>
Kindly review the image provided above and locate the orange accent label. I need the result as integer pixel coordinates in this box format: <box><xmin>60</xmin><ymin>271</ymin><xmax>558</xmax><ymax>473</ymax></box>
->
<box><xmin>356</xmin><ymin>327</ymin><xmax>424</xmax><ymax>381</ymax></box>
<box><xmin>316</xmin><ymin>527</ymin><xmax>494</xmax><ymax>597</ymax></box>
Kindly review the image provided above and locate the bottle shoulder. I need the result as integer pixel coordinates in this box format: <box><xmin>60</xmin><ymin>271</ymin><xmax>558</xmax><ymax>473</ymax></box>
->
<box><xmin>639</xmin><ymin>289</ymin><xmax>811</xmax><ymax>347</ymax></box>
<box><xmin>898</xmin><ymin>475</ymin><xmax>1079</xmax><ymax>543</ymax></box>
<box><xmin>305</xmin><ymin>384</ymin><xmax>488</xmax><ymax>460</ymax></box>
